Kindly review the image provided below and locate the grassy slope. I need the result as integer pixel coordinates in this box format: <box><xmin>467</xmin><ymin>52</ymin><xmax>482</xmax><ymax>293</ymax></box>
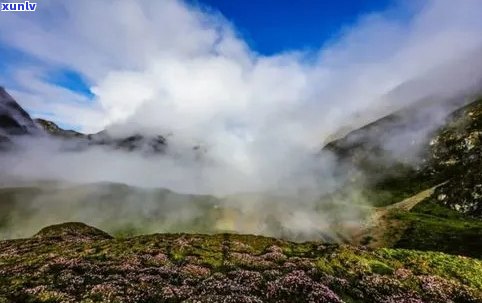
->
<box><xmin>0</xmin><ymin>222</ymin><xmax>481</xmax><ymax>303</ymax></box>
<box><xmin>393</xmin><ymin>197</ymin><xmax>482</xmax><ymax>258</ymax></box>
<box><xmin>352</xmin><ymin>189</ymin><xmax>482</xmax><ymax>259</ymax></box>
<box><xmin>0</xmin><ymin>184</ymin><xmax>223</xmax><ymax>240</ymax></box>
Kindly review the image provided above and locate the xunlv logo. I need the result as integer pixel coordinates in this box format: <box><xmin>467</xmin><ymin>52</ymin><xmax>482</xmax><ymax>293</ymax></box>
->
<box><xmin>1</xmin><ymin>1</ymin><xmax>37</xmax><ymax>11</ymax></box>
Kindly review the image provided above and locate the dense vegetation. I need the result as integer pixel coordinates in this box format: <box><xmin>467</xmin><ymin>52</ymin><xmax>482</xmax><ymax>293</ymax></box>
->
<box><xmin>1</xmin><ymin>222</ymin><xmax>481</xmax><ymax>303</ymax></box>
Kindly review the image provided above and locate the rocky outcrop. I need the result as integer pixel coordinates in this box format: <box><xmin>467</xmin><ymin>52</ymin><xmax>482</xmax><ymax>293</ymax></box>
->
<box><xmin>426</xmin><ymin>100</ymin><xmax>482</xmax><ymax>216</ymax></box>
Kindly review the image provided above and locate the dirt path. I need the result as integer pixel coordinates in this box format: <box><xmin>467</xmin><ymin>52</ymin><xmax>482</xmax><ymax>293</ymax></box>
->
<box><xmin>385</xmin><ymin>186</ymin><xmax>439</xmax><ymax>212</ymax></box>
<box><xmin>352</xmin><ymin>185</ymin><xmax>441</xmax><ymax>248</ymax></box>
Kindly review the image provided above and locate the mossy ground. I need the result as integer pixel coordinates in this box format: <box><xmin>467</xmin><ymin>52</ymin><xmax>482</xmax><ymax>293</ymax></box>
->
<box><xmin>1</xmin><ymin>223</ymin><xmax>481</xmax><ymax>302</ymax></box>
<box><xmin>391</xmin><ymin>197</ymin><xmax>482</xmax><ymax>259</ymax></box>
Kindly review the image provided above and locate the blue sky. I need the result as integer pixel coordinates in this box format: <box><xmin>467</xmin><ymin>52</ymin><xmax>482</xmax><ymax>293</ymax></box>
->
<box><xmin>130</xmin><ymin>0</ymin><xmax>389</xmax><ymax>89</ymax></box>
<box><xmin>193</xmin><ymin>0</ymin><xmax>393</xmax><ymax>55</ymax></box>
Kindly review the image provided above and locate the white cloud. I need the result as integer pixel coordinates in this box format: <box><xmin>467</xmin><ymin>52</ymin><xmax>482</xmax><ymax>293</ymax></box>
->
<box><xmin>1</xmin><ymin>0</ymin><xmax>481</xmax><ymax>135</ymax></box>
<box><xmin>1</xmin><ymin>0</ymin><xmax>482</xmax><ymax>185</ymax></box>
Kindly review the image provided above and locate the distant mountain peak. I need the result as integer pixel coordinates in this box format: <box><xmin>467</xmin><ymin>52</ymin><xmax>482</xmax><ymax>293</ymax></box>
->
<box><xmin>0</xmin><ymin>87</ymin><xmax>168</xmax><ymax>154</ymax></box>
<box><xmin>34</xmin><ymin>118</ymin><xmax>84</xmax><ymax>138</ymax></box>
<box><xmin>0</xmin><ymin>86</ymin><xmax>38</xmax><ymax>136</ymax></box>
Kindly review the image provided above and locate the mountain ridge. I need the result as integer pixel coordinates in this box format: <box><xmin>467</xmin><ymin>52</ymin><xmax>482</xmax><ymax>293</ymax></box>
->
<box><xmin>0</xmin><ymin>86</ymin><xmax>168</xmax><ymax>154</ymax></box>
